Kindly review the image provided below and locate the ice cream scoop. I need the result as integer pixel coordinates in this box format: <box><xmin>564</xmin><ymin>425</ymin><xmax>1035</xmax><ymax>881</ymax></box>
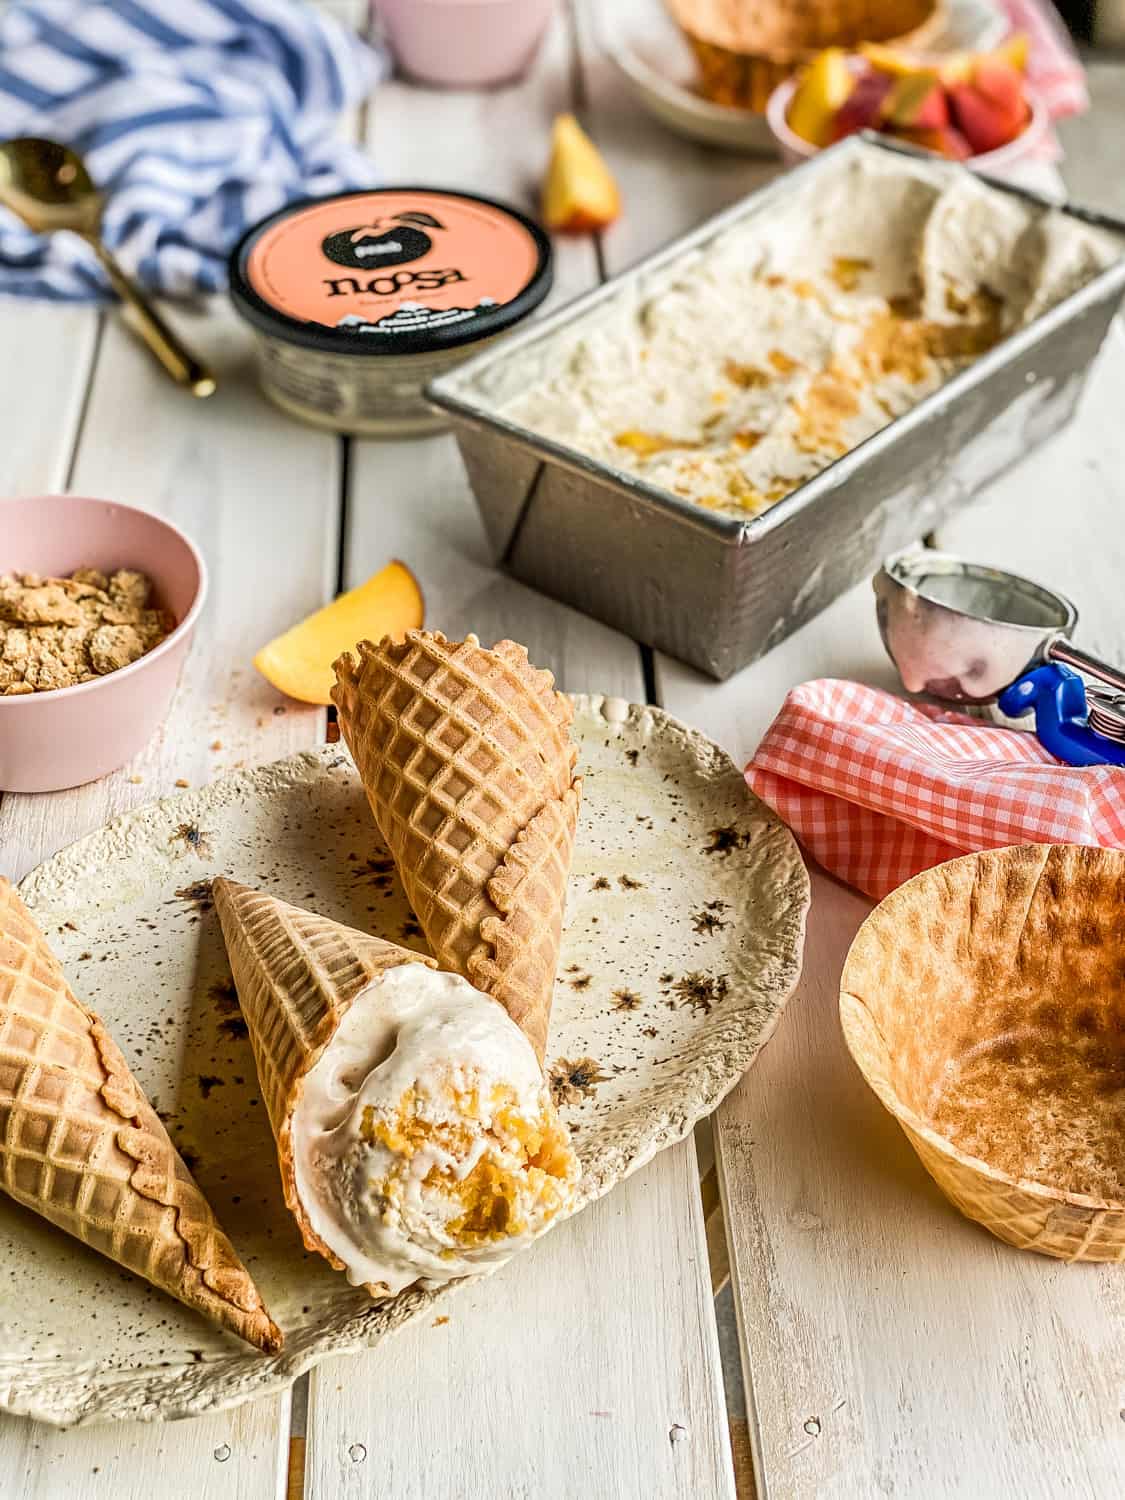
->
<box><xmin>875</xmin><ymin>546</ymin><xmax>1125</xmax><ymax>703</ymax></box>
<box><xmin>212</xmin><ymin>879</ymin><xmax>578</xmax><ymax>1298</ymax></box>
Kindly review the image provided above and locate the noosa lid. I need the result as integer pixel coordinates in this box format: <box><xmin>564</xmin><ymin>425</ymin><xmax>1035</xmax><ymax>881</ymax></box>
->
<box><xmin>230</xmin><ymin>188</ymin><xmax>553</xmax><ymax>356</ymax></box>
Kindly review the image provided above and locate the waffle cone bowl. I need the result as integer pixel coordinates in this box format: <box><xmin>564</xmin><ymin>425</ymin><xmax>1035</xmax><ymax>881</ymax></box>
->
<box><xmin>840</xmin><ymin>845</ymin><xmax>1125</xmax><ymax>1263</ymax></box>
<box><xmin>666</xmin><ymin>0</ymin><xmax>945</xmax><ymax>110</ymax></box>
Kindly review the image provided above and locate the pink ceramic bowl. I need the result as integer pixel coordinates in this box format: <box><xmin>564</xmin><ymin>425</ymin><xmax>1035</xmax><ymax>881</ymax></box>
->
<box><xmin>373</xmin><ymin>0</ymin><xmax>554</xmax><ymax>88</ymax></box>
<box><xmin>766</xmin><ymin>74</ymin><xmax>1050</xmax><ymax>179</ymax></box>
<box><xmin>0</xmin><ymin>495</ymin><xmax>206</xmax><ymax>795</ymax></box>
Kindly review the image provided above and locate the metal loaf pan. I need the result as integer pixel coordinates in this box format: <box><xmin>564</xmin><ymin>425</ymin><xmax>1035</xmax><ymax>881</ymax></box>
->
<box><xmin>428</xmin><ymin>137</ymin><xmax>1125</xmax><ymax>681</ymax></box>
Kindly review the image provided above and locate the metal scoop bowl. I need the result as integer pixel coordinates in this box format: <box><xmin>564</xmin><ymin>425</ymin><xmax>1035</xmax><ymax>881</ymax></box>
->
<box><xmin>874</xmin><ymin>548</ymin><xmax>1125</xmax><ymax>704</ymax></box>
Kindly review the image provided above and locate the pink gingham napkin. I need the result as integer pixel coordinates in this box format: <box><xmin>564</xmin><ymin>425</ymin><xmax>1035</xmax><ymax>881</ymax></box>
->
<box><xmin>745</xmin><ymin>680</ymin><xmax>1125</xmax><ymax>900</ymax></box>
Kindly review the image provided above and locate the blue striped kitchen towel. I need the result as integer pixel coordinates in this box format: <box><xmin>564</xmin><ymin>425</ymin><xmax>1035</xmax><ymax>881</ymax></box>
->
<box><xmin>0</xmin><ymin>0</ymin><xmax>385</xmax><ymax>300</ymax></box>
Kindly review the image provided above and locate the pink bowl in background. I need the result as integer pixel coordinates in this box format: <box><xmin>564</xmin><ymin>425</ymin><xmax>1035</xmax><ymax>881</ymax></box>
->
<box><xmin>373</xmin><ymin>0</ymin><xmax>554</xmax><ymax>88</ymax></box>
<box><xmin>766</xmin><ymin>74</ymin><xmax>1050</xmax><ymax>179</ymax></box>
<box><xmin>0</xmin><ymin>495</ymin><xmax>206</xmax><ymax>795</ymax></box>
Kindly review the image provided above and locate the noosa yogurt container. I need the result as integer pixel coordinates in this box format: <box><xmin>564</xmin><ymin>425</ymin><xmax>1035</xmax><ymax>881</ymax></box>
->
<box><xmin>229</xmin><ymin>188</ymin><xmax>552</xmax><ymax>436</ymax></box>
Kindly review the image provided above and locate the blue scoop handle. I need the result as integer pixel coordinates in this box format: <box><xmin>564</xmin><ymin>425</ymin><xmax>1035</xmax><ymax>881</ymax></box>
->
<box><xmin>999</xmin><ymin>664</ymin><xmax>1125</xmax><ymax>767</ymax></box>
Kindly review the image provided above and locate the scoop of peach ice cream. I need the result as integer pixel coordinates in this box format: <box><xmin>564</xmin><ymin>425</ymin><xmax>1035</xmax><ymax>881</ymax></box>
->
<box><xmin>291</xmin><ymin>964</ymin><xmax>578</xmax><ymax>1295</ymax></box>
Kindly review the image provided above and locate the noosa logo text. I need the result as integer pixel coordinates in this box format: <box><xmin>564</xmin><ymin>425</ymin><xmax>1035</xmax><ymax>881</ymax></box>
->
<box><xmin>320</xmin><ymin>210</ymin><xmax>446</xmax><ymax>269</ymax></box>
<box><xmin>322</xmin><ymin>266</ymin><xmax>469</xmax><ymax>298</ymax></box>
<box><xmin>319</xmin><ymin>210</ymin><xmax>472</xmax><ymax>298</ymax></box>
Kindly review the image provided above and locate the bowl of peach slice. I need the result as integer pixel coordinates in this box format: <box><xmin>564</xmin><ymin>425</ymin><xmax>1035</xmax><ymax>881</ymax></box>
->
<box><xmin>767</xmin><ymin>34</ymin><xmax>1047</xmax><ymax>177</ymax></box>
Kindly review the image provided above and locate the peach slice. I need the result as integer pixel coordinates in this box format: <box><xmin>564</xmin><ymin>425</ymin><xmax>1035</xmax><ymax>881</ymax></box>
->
<box><xmin>254</xmin><ymin>561</ymin><xmax>424</xmax><ymax>706</ymax></box>
<box><xmin>858</xmin><ymin>42</ymin><xmax>925</xmax><ymax>78</ymax></box>
<box><xmin>995</xmin><ymin>32</ymin><xmax>1030</xmax><ymax>73</ymax></box>
<box><xmin>972</xmin><ymin>58</ymin><xmax>1026</xmax><ymax>115</ymax></box>
<box><xmin>940</xmin><ymin>33</ymin><xmax>1029</xmax><ymax>87</ymax></box>
<box><xmin>893</xmin><ymin>124</ymin><xmax>972</xmax><ymax>160</ymax></box>
<box><xmin>543</xmin><ymin>114</ymin><xmax>621</xmax><ymax>233</ymax></box>
<box><xmin>882</xmin><ymin>70</ymin><xmax>949</xmax><ymax>130</ymax></box>
<box><xmin>948</xmin><ymin>80</ymin><xmax>1028</xmax><ymax>155</ymax></box>
<box><xmin>830</xmin><ymin>70</ymin><xmax>893</xmax><ymax>141</ymax></box>
<box><xmin>788</xmin><ymin>48</ymin><xmax>855</xmax><ymax>147</ymax></box>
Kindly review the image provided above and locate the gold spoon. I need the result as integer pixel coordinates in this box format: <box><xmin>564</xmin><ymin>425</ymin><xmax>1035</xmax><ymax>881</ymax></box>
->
<box><xmin>0</xmin><ymin>136</ymin><xmax>217</xmax><ymax>398</ymax></box>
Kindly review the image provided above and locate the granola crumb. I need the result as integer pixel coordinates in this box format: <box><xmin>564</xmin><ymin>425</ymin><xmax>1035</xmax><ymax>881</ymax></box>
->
<box><xmin>0</xmin><ymin>567</ymin><xmax>172</xmax><ymax>695</ymax></box>
<box><xmin>128</xmin><ymin>775</ymin><xmax>143</xmax><ymax>784</ymax></box>
<box><xmin>175</xmin><ymin>778</ymin><xmax>190</xmax><ymax>788</ymax></box>
<box><xmin>210</xmin><ymin>740</ymin><xmax>223</xmax><ymax>751</ymax></box>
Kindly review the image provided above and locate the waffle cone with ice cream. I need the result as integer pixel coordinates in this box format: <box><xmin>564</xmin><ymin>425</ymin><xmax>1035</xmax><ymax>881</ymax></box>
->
<box><xmin>0</xmin><ymin>878</ymin><xmax>281</xmax><ymax>1352</ymax></box>
<box><xmin>214</xmin><ymin>879</ymin><xmax>579</xmax><ymax>1297</ymax></box>
<box><xmin>666</xmin><ymin>0</ymin><xmax>944</xmax><ymax>110</ymax></box>
<box><xmin>331</xmin><ymin>630</ymin><xmax>582</xmax><ymax>1064</ymax></box>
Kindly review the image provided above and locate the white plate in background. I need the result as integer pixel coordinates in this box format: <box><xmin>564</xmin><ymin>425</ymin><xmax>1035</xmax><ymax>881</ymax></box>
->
<box><xmin>602</xmin><ymin>0</ymin><xmax>1011</xmax><ymax>155</ymax></box>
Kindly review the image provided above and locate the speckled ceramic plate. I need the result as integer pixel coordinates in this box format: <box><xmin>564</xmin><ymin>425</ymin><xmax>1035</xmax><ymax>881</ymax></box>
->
<box><xmin>2</xmin><ymin>696</ymin><xmax>809</xmax><ymax>1427</ymax></box>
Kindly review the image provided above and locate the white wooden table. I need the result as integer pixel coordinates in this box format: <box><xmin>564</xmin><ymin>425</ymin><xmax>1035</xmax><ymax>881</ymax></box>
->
<box><xmin>2</xmin><ymin>7</ymin><xmax>1125</xmax><ymax>1497</ymax></box>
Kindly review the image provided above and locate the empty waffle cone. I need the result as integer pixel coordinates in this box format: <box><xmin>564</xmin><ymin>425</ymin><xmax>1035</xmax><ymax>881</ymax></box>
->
<box><xmin>0</xmin><ymin>878</ymin><xmax>281</xmax><ymax>1352</ymax></box>
<box><xmin>332</xmin><ymin>631</ymin><xmax>581</xmax><ymax>1063</ymax></box>
<box><xmin>666</xmin><ymin>0</ymin><xmax>944</xmax><ymax>110</ymax></box>
<box><xmin>840</xmin><ymin>845</ymin><xmax>1125</xmax><ymax>1262</ymax></box>
<box><xmin>212</xmin><ymin>877</ymin><xmax>436</xmax><ymax>1276</ymax></box>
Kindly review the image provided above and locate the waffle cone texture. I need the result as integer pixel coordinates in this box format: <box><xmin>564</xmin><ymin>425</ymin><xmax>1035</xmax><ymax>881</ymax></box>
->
<box><xmin>212</xmin><ymin>877</ymin><xmax>435</xmax><ymax>1281</ymax></box>
<box><xmin>841</xmin><ymin>845</ymin><xmax>1125</xmax><ymax>1262</ymax></box>
<box><xmin>0</xmin><ymin>878</ymin><xmax>281</xmax><ymax>1351</ymax></box>
<box><xmin>332</xmin><ymin>631</ymin><xmax>581</xmax><ymax>1063</ymax></box>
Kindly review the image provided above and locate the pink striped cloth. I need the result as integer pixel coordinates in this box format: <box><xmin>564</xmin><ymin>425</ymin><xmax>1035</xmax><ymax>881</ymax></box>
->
<box><xmin>745</xmin><ymin>680</ymin><xmax>1125</xmax><ymax>900</ymax></box>
<box><xmin>1001</xmin><ymin>0</ymin><xmax>1089</xmax><ymax>119</ymax></box>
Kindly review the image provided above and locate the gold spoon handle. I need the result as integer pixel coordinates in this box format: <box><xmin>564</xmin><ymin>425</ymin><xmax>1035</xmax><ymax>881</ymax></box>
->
<box><xmin>87</xmin><ymin>236</ymin><xmax>217</xmax><ymax>398</ymax></box>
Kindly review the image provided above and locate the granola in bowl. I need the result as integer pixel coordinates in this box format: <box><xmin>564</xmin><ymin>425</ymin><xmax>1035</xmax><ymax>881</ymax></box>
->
<box><xmin>0</xmin><ymin>568</ymin><xmax>173</xmax><ymax>696</ymax></box>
